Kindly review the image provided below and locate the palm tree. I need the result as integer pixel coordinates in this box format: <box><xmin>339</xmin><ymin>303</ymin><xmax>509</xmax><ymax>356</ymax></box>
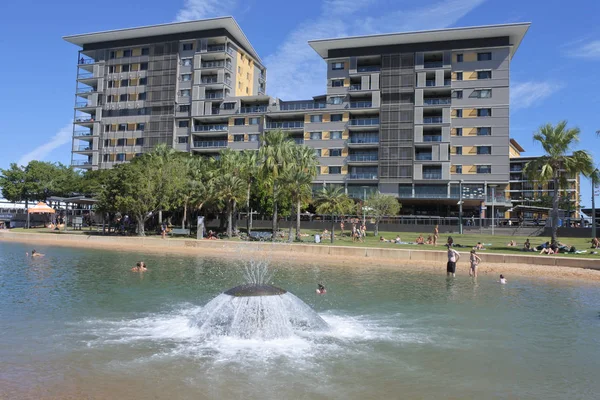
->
<box><xmin>281</xmin><ymin>168</ymin><xmax>314</xmax><ymax>242</ymax></box>
<box><xmin>259</xmin><ymin>130</ymin><xmax>294</xmax><ymax>236</ymax></box>
<box><xmin>524</xmin><ymin>121</ymin><xmax>594</xmax><ymax>243</ymax></box>
<box><xmin>237</xmin><ymin>150</ymin><xmax>259</xmax><ymax>235</ymax></box>
<box><xmin>314</xmin><ymin>186</ymin><xmax>354</xmax><ymax>244</ymax></box>
<box><xmin>213</xmin><ymin>173</ymin><xmax>246</xmax><ymax>238</ymax></box>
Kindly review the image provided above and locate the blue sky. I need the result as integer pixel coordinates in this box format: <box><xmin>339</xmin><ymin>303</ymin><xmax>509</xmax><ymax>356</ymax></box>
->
<box><xmin>0</xmin><ymin>0</ymin><xmax>599</xmax><ymax>206</ymax></box>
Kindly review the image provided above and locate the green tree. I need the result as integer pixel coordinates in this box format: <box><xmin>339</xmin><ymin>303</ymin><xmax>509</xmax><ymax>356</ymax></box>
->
<box><xmin>365</xmin><ymin>193</ymin><xmax>401</xmax><ymax>235</ymax></box>
<box><xmin>0</xmin><ymin>163</ymin><xmax>26</xmax><ymax>203</ymax></box>
<box><xmin>524</xmin><ymin>121</ymin><xmax>595</xmax><ymax>243</ymax></box>
<box><xmin>237</xmin><ymin>150</ymin><xmax>259</xmax><ymax>234</ymax></box>
<box><xmin>213</xmin><ymin>173</ymin><xmax>246</xmax><ymax>238</ymax></box>
<box><xmin>259</xmin><ymin>130</ymin><xmax>294</xmax><ymax>235</ymax></box>
<box><xmin>314</xmin><ymin>186</ymin><xmax>354</xmax><ymax>244</ymax></box>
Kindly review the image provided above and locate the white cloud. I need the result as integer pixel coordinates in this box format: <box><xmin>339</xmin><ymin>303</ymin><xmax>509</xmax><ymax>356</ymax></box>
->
<box><xmin>175</xmin><ymin>0</ymin><xmax>237</xmax><ymax>22</ymax></box>
<box><xmin>18</xmin><ymin>123</ymin><xmax>73</xmax><ymax>166</ymax></box>
<box><xmin>265</xmin><ymin>0</ymin><xmax>486</xmax><ymax>100</ymax></box>
<box><xmin>566</xmin><ymin>40</ymin><xmax>600</xmax><ymax>60</ymax></box>
<box><xmin>510</xmin><ymin>81</ymin><xmax>564</xmax><ymax>110</ymax></box>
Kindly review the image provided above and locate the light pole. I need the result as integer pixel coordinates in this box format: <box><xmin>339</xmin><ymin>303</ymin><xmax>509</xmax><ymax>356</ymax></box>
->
<box><xmin>458</xmin><ymin>180</ymin><xmax>464</xmax><ymax>234</ymax></box>
<box><xmin>362</xmin><ymin>186</ymin><xmax>368</xmax><ymax>225</ymax></box>
<box><xmin>593</xmin><ymin>170</ymin><xmax>598</xmax><ymax>239</ymax></box>
<box><xmin>490</xmin><ymin>184</ymin><xmax>497</xmax><ymax>236</ymax></box>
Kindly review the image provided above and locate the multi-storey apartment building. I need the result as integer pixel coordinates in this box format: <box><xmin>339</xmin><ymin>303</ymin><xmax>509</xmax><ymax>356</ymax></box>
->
<box><xmin>66</xmin><ymin>19</ymin><xmax>530</xmax><ymax>217</ymax></box>
<box><xmin>64</xmin><ymin>17</ymin><xmax>266</xmax><ymax>169</ymax></box>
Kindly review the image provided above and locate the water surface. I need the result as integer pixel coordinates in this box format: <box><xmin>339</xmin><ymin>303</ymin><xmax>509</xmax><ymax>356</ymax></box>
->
<box><xmin>1</xmin><ymin>242</ymin><xmax>599</xmax><ymax>399</ymax></box>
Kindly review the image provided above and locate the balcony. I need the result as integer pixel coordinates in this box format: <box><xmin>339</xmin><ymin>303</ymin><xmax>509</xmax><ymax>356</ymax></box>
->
<box><xmin>348</xmin><ymin>154</ymin><xmax>378</xmax><ymax>162</ymax></box>
<box><xmin>348</xmin><ymin>173</ymin><xmax>378</xmax><ymax>180</ymax></box>
<box><xmin>194</xmin><ymin>124</ymin><xmax>228</xmax><ymax>132</ymax></box>
<box><xmin>349</xmin><ymin>84</ymin><xmax>363</xmax><ymax>91</ymax></box>
<box><xmin>279</xmin><ymin>102</ymin><xmax>326</xmax><ymax>111</ymax></box>
<box><xmin>73</xmin><ymin>130</ymin><xmax>94</xmax><ymax>137</ymax></box>
<box><xmin>78</xmin><ymin>58</ymin><xmax>96</xmax><ymax>65</ymax></box>
<box><xmin>423</xmin><ymin>116</ymin><xmax>443</xmax><ymax>124</ymax></box>
<box><xmin>75</xmin><ymin>145</ymin><xmax>93</xmax><ymax>152</ymax></box>
<box><xmin>204</xmin><ymin>92</ymin><xmax>224</xmax><ymax>100</ymax></box>
<box><xmin>201</xmin><ymin>61</ymin><xmax>233</xmax><ymax>70</ymax></box>
<box><xmin>444</xmin><ymin>79</ymin><xmax>451</xmax><ymax>86</ymax></box>
<box><xmin>74</xmin><ymin>116</ymin><xmax>96</xmax><ymax>123</ymax></box>
<box><xmin>77</xmin><ymin>72</ymin><xmax>95</xmax><ymax>79</ymax></box>
<box><xmin>75</xmin><ymin>101</ymin><xmax>93</xmax><ymax>108</ymax></box>
<box><xmin>422</xmin><ymin>173</ymin><xmax>442</xmax><ymax>179</ymax></box>
<box><xmin>350</xmin><ymin>101</ymin><xmax>373</xmax><ymax>108</ymax></box>
<box><xmin>349</xmin><ymin>118</ymin><xmax>379</xmax><ymax>126</ymax></box>
<box><xmin>238</xmin><ymin>106</ymin><xmax>267</xmax><ymax>114</ymax></box>
<box><xmin>201</xmin><ymin>77</ymin><xmax>219</xmax><ymax>84</ymax></box>
<box><xmin>72</xmin><ymin>160</ymin><xmax>93</xmax><ymax>166</ymax></box>
<box><xmin>207</xmin><ymin>45</ymin><xmax>226</xmax><ymax>52</ymax></box>
<box><xmin>424</xmin><ymin>61</ymin><xmax>444</xmax><ymax>68</ymax></box>
<box><xmin>356</xmin><ymin>66</ymin><xmax>380</xmax><ymax>72</ymax></box>
<box><xmin>259</xmin><ymin>73</ymin><xmax>266</xmax><ymax>82</ymax></box>
<box><xmin>348</xmin><ymin>136</ymin><xmax>379</xmax><ymax>144</ymax></box>
<box><xmin>426</xmin><ymin>80</ymin><xmax>436</xmax><ymax>87</ymax></box>
<box><xmin>423</xmin><ymin>135</ymin><xmax>442</xmax><ymax>142</ymax></box>
<box><xmin>76</xmin><ymin>86</ymin><xmax>96</xmax><ymax>94</ymax></box>
<box><xmin>293</xmin><ymin>138</ymin><xmax>304</xmax><ymax>145</ymax></box>
<box><xmin>510</xmin><ymin>166</ymin><xmax>524</xmax><ymax>172</ymax></box>
<box><xmin>265</xmin><ymin>121</ymin><xmax>304</xmax><ymax>129</ymax></box>
<box><xmin>415</xmin><ymin>153</ymin><xmax>433</xmax><ymax>161</ymax></box>
<box><xmin>193</xmin><ymin>140</ymin><xmax>227</xmax><ymax>148</ymax></box>
<box><xmin>423</xmin><ymin>98</ymin><xmax>451</xmax><ymax>105</ymax></box>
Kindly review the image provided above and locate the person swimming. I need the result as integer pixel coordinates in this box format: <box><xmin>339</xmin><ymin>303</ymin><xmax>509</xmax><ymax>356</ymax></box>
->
<box><xmin>316</xmin><ymin>283</ymin><xmax>326</xmax><ymax>295</ymax></box>
<box><xmin>131</xmin><ymin>261</ymin><xmax>147</xmax><ymax>272</ymax></box>
<box><xmin>28</xmin><ymin>249</ymin><xmax>44</xmax><ymax>257</ymax></box>
<box><xmin>499</xmin><ymin>274</ymin><xmax>507</xmax><ymax>284</ymax></box>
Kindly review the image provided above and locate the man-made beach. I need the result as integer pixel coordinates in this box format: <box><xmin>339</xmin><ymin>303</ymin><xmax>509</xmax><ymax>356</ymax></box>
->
<box><xmin>3</xmin><ymin>231</ymin><xmax>600</xmax><ymax>283</ymax></box>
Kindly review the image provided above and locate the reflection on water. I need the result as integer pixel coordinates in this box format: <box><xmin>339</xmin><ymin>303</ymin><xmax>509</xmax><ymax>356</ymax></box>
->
<box><xmin>1</xmin><ymin>242</ymin><xmax>600</xmax><ymax>399</ymax></box>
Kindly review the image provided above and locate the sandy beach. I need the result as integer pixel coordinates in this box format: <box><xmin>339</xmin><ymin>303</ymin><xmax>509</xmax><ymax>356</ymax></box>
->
<box><xmin>3</xmin><ymin>231</ymin><xmax>600</xmax><ymax>284</ymax></box>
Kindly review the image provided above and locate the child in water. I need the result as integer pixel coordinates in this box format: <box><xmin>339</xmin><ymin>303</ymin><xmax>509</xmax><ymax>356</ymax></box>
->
<box><xmin>499</xmin><ymin>274</ymin><xmax>507</xmax><ymax>284</ymax></box>
<box><xmin>131</xmin><ymin>261</ymin><xmax>147</xmax><ymax>272</ymax></box>
<box><xmin>316</xmin><ymin>283</ymin><xmax>326</xmax><ymax>295</ymax></box>
<box><xmin>469</xmin><ymin>249</ymin><xmax>481</xmax><ymax>277</ymax></box>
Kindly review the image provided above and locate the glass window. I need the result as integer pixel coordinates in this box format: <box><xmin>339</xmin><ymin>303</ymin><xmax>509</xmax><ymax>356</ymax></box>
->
<box><xmin>477</xmin><ymin>165</ymin><xmax>492</xmax><ymax>174</ymax></box>
<box><xmin>182</xmin><ymin>43</ymin><xmax>193</xmax><ymax>51</ymax></box>
<box><xmin>455</xmin><ymin>109</ymin><xmax>462</xmax><ymax>118</ymax></box>
<box><xmin>141</xmin><ymin>47</ymin><xmax>149</xmax><ymax>56</ymax></box>
<box><xmin>180</xmin><ymin>89</ymin><xmax>190</xmax><ymax>97</ymax></box>
<box><xmin>249</xmin><ymin>117</ymin><xmax>260</xmax><ymax>125</ymax></box>
<box><xmin>140</xmin><ymin>62</ymin><xmax>148</xmax><ymax>70</ymax></box>
<box><xmin>310</xmin><ymin>115</ymin><xmax>322</xmax><ymax>123</ymax></box>
<box><xmin>314</xmin><ymin>149</ymin><xmax>322</xmax><ymax>157</ymax></box>
<box><xmin>479</xmin><ymin>89</ymin><xmax>492</xmax><ymax>98</ymax></box>
<box><xmin>330</xmin><ymin>148</ymin><xmax>342</xmax><ymax>157</ymax></box>
<box><xmin>455</xmin><ymin>165</ymin><xmax>463</xmax><ymax>174</ymax></box>
<box><xmin>119</xmin><ymin>94</ymin><xmax>128</xmax><ymax>102</ymax></box>
<box><xmin>477</xmin><ymin>70</ymin><xmax>492</xmax><ymax>79</ymax></box>
<box><xmin>331</xmin><ymin>79</ymin><xmax>344</xmax><ymax>87</ymax></box>
<box><xmin>477</xmin><ymin>127</ymin><xmax>491</xmax><ymax>136</ymax></box>
<box><xmin>179</xmin><ymin>105</ymin><xmax>190</xmax><ymax>112</ymax></box>
<box><xmin>234</xmin><ymin>118</ymin><xmax>245</xmax><ymax>126</ymax></box>
<box><xmin>456</xmin><ymin>72</ymin><xmax>463</xmax><ymax>80</ymax></box>
<box><xmin>456</xmin><ymin>54</ymin><xmax>463</xmax><ymax>62</ymax></box>
<box><xmin>223</xmin><ymin>102</ymin><xmax>235</xmax><ymax>110</ymax></box>
<box><xmin>122</xmin><ymin>64</ymin><xmax>130</xmax><ymax>72</ymax></box>
<box><xmin>310</xmin><ymin>132</ymin><xmax>322</xmax><ymax>140</ymax></box>
<box><xmin>107</xmin><ymin>81</ymin><xmax>114</xmax><ymax>89</ymax></box>
<box><xmin>178</xmin><ymin>120</ymin><xmax>189</xmax><ymax>128</ymax></box>
<box><xmin>329</xmin><ymin>166</ymin><xmax>342</xmax><ymax>174</ymax></box>
<box><xmin>477</xmin><ymin>108</ymin><xmax>491</xmax><ymax>117</ymax></box>
<box><xmin>454</xmin><ymin>146</ymin><xmax>462</xmax><ymax>155</ymax></box>
<box><xmin>121</xmin><ymin>79</ymin><xmax>129</xmax><ymax>87</ymax></box>
<box><xmin>233</xmin><ymin>135</ymin><xmax>244</xmax><ymax>142</ymax></box>
<box><xmin>135</xmin><ymin>153</ymin><xmax>143</xmax><ymax>158</ymax></box>
<box><xmin>136</xmin><ymin>92</ymin><xmax>145</xmax><ymax>101</ymax></box>
<box><xmin>330</xmin><ymin>131</ymin><xmax>342</xmax><ymax>140</ymax></box>
<box><xmin>477</xmin><ymin>52</ymin><xmax>492</xmax><ymax>61</ymax></box>
<box><xmin>455</xmin><ymin>128</ymin><xmax>463</xmax><ymax>136</ymax></box>
<box><xmin>136</xmin><ymin>123</ymin><xmax>145</xmax><ymax>131</ymax></box>
<box><xmin>332</xmin><ymin>62</ymin><xmax>344</xmax><ymax>70</ymax></box>
<box><xmin>181</xmin><ymin>59</ymin><xmax>192</xmax><ymax>67</ymax></box>
<box><xmin>331</xmin><ymin>114</ymin><xmax>343</xmax><ymax>122</ymax></box>
<box><xmin>109</xmin><ymin>51</ymin><xmax>115</xmax><ymax>59</ymax></box>
<box><xmin>178</xmin><ymin>136</ymin><xmax>188</xmax><ymax>144</ymax></box>
<box><xmin>330</xmin><ymin>97</ymin><xmax>343</xmax><ymax>105</ymax></box>
<box><xmin>135</xmin><ymin>138</ymin><xmax>144</xmax><ymax>146</ymax></box>
<box><xmin>123</xmin><ymin>50</ymin><xmax>132</xmax><ymax>57</ymax></box>
<box><xmin>477</xmin><ymin>146</ymin><xmax>492</xmax><ymax>155</ymax></box>
<box><xmin>117</xmin><ymin>138</ymin><xmax>125</xmax><ymax>146</ymax></box>
<box><xmin>248</xmin><ymin>134</ymin><xmax>259</xmax><ymax>142</ymax></box>
<box><xmin>453</xmin><ymin>90</ymin><xmax>463</xmax><ymax>99</ymax></box>
<box><xmin>181</xmin><ymin>74</ymin><xmax>191</xmax><ymax>81</ymax></box>
<box><xmin>116</xmin><ymin>153</ymin><xmax>126</xmax><ymax>161</ymax></box>
<box><xmin>139</xmin><ymin>77</ymin><xmax>147</xmax><ymax>85</ymax></box>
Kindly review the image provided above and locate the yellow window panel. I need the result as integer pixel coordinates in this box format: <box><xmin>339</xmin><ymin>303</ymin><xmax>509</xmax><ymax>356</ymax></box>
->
<box><xmin>450</xmin><ymin>128</ymin><xmax>457</xmax><ymax>136</ymax></box>
<box><xmin>304</xmin><ymin>114</ymin><xmax>311</xmax><ymax>123</ymax></box>
<box><xmin>320</xmin><ymin>166</ymin><xmax>329</xmax><ymax>175</ymax></box>
<box><xmin>342</xmin><ymin>112</ymin><xmax>349</xmax><ymax>122</ymax></box>
<box><xmin>341</xmin><ymin>165</ymin><xmax>348</xmax><ymax>174</ymax></box>
<box><xmin>323</xmin><ymin>131</ymin><xmax>330</xmax><ymax>140</ymax></box>
<box><xmin>451</xmin><ymin>109</ymin><xmax>458</xmax><ymax>117</ymax></box>
<box><xmin>126</xmin><ymin>153</ymin><xmax>134</xmax><ymax>161</ymax></box>
<box><xmin>464</xmin><ymin>52</ymin><xmax>477</xmax><ymax>62</ymax></box>
<box><xmin>450</xmin><ymin>165</ymin><xmax>456</xmax><ymax>173</ymax></box>
<box><xmin>228</xmin><ymin>118</ymin><xmax>235</xmax><ymax>127</ymax></box>
<box><xmin>342</xmin><ymin>130</ymin><xmax>349</xmax><ymax>139</ymax></box>
<box><xmin>109</xmin><ymin>154</ymin><xmax>116</xmax><ymax>161</ymax></box>
<box><xmin>322</xmin><ymin>149</ymin><xmax>330</xmax><ymax>157</ymax></box>
<box><xmin>303</xmin><ymin>132</ymin><xmax>310</xmax><ymax>140</ymax></box>
<box><xmin>127</xmin><ymin>123</ymin><xmax>136</xmax><ymax>131</ymax></box>
<box><xmin>322</xmin><ymin>114</ymin><xmax>330</xmax><ymax>123</ymax></box>
<box><xmin>343</xmin><ymin>78</ymin><xmax>350</xmax><ymax>87</ymax></box>
<box><xmin>131</xmin><ymin>64</ymin><xmax>140</xmax><ymax>71</ymax></box>
<box><xmin>451</xmin><ymin>72</ymin><xmax>458</xmax><ymax>80</ymax></box>
<box><xmin>126</xmin><ymin>138</ymin><xmax>135</xmax><ymax>146</ymax></box>
<box><xmin>465</xmin><ymin>127</ymin><xmax>477</xmax><ymax>136</ymax></box>
<box><xmin>132</xmin><ymin>48</ymin><xmax>142</xmax><ymax>57</ymax></box>
<box><xmin>130</xmin><ymin>78</ymin><xmax>139</xmax><ymax>86</ymax></box>
<box><xmin>465</xmin><ymin>71</ymin><xmax>478</xmax><ymax>80</ymax></box>
<box><xmin>111</xmin><ymin>124</ymin><xmax>118</xmax><ymax>132</ymax></box>
<box><xmin>116</xmin><ymin>50</ymin><xmax>124</xmax><ymax>58</ymax></box>
<box><xmin>244</xmin><ymin>134</ymin><xmax>249</xmax><ymax>141</ymax></box>
<box><xmin>228</xmin><ymin>135</ymin><xmax>233</xmax><ymax>142</ymax></box>
<box><xmin>342</xmin><ymin>148</ymin><xmax>348</xmax><ymax>157</ymax></box>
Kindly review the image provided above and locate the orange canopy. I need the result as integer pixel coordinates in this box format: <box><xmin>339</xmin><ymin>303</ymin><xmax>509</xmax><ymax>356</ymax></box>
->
<box><xmin>27</xmin><ymin>202</ymin><xmax>56</xmax><ymax>214</ymax></box>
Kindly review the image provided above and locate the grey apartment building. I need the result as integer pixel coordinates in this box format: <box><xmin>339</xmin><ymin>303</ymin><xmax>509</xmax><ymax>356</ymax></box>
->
<box><xmin>65</xmin><ymin>18</ymin><xmax>529</xmax><ymax>217</ymax></box>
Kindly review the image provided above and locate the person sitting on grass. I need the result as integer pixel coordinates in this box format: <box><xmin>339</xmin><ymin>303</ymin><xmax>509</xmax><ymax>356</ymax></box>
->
<box><xmin>522</xmin><ymin>239</ymin><xmax>535</xmax><ymax>252</ymax></box>
<box><xmin>380</xmin><ymin>236</ymin><xmax>390</xmax><ymax>243</ymax></box>
<box><xmin>591</xmin><ymin>237</ymin><xmax>600</xmax><ymax>249</ymax></box>
<box><xmin>507</xmin><ymin>240</ymin><xmax>517</xmax><ymax>247</ymax></box>
<box><xmin>416</xmin><ymin>234</ymin><xmax>424</xmax><ymax>244</ymax></box>
<box><xmin>394</xmin><ymin>235</ymin><xmax>402</xmax><ymax>244</ymax></box>
<box><xmin>475</xmin><ymin>242</ymin><xmax>485</xmax><ymax>250</ymax></box>
<box><xmin>426</xmin><ymin>235</ymin><xmax>433</xmax><ymax>245</ymax></box>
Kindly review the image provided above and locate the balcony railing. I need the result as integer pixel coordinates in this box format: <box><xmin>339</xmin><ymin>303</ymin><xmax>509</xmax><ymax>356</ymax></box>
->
<box><xmin>423</xmin><ymin>173</ymin><xmax>442</xmax><ymax>179</ymax></box>
<box><xmin>510</xmin><ymin>166</ymin><xmax>523</xmax><ymax>172</ymax></box>
<box><xmin>259</xmin><ymin>74</ymin><xmax>266</xmax><ymax>81</ymax></box>
<box><xmin>348</xmin><ymin>173</ymin><xmax>378</xmax><ymax>180</ymax></box>
<box><xmin>75</xmin><ymin>101</ymin><xmax>91</xmax><ymax>108</ymax></box>
<box><xmin>226</xmin><ymin>47</ymin><xmax>235</xmax><ymax>56</ymax></box>
<box><xmin>76</xmin><ymin>145</ymin><xmax>93</xmax><ymax>151</ymax></box>
<box><xmin>72</xmin><ymin>160</ymin><xmax>92</xmax><ymax>166</ymax></box>
<box><xmin>423</xmin><ymin>135</ymin><xmax>442</xmax><ymax>142</ymax></box>
<box><xmin>423</xmin><ymin>117</ymin><xmax>443</xmax><ymax>124</ymax></box>
<box><xmin>348</xmin><ymin>137</ymin><xmax>379</xmax><ymax>144</ymax></box>
<box><xmin>77</xmin><ymin>72</ymin><xmax>94</xmax><ymax>79</ymax></box>
<box><xmin>207</xmin><ymin>45</ymin><xmax>226</xmax><ymax>52</ymax></box>
<box><xmin>350</xmin><ymin>101</ymin><xmax>373</xmax><ymax>108</ymax></box>
<box><xmin>426</xmin><ymin>80</ymin><xmax>436</xmax><ymax>87</ymax></box>
<box><xmin>204</xmin><ymin>92</ymin><xmax>224</xmax><ymax>99</ymax></box>
<box><xmin>293</xmin><ymin>138</ymin><xmax>304</xmax><ymax>145</ymax></box>
<box><xmin>76</xmin><ymin>87</ymin><xmax>95</xmax><ymax>93</ymax></box>
<box><xmin>444</xmin><ymin>79</ymin><xmax>451</xmax><ymax>86</ymax></box>
<box><xmin>424</xmin><ymin>61</ymin><xmax>443</xmax><ymax>68</ymax></box>
<box><xmin>349</xmin><ymin>84</ymin><xmax>363</xmax><ymax>91</ymax></box>
<box><xmin>348</xmin><ymin>154</ymin><xmax>378</xmax><ymax>162</ymax></box>
<box><xmin>75</xmin><ymin>116</ymin><xmax>95</xmax><ymax>122</ymax></box>
<box><xmin>357</xmin><ymin>66</ymin><xmax>380</xmax><ymax>72</ymax></box>
<box><xmin>201</xmin><ymin>77</ymin><xmax>219</xmax><ymax>84</ymax></box>
<box><xmin>194</xmin><ymin>125</ymin><xmax>227</xmax><ymax>132</ymax></box>
<box><xmin>193</xmin><ymin>140</ymin><xmax>227</xmax><ymax>148</ymax></box>
<box><xmin>266</xmin><ymin>121</ymin><xmax>304</xmax><ymax>129</ymax></box>
<box><xmin>238</xmin><ymin>106</ymin><xmax>267</xmax><ymax>114</ymax></box>
<box><xmin>424</xmin><ymin>98</ymin><xmax>451</xmax><ymax>105</ymax></box>
<box><xmin>78</xmin><ymin>58</ymin><xmax>96</xmax><ymax>65</ymax></box>
<box><xmin>73</xmin><ymin>130</ymin><xmax>93</xmax><ymax>137</ymax></box>
<box><xmin>210</xmin><ymin>108</ymin><xmax>220</xmax><ymax>115</ymax></box>
<box><xmin>279</xmin><ymin>103</ymin><xmax>326</xmax><ymax>111</ymax></box>
<box><xmin>349</xmin><ymin>118</ymin><xmax>379</xmax><ymax>126</ymax></box>
<box><xmin>415</xmin><ymin>154</ymin><xmax>433</xmax><ymax>161</ymax></box>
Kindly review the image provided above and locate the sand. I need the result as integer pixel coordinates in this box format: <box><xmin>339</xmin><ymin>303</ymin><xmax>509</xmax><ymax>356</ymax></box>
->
<box><xmin>2</xmin><ymin>233</ymin><xmax>600</xmax><ymax>284</ymax></box>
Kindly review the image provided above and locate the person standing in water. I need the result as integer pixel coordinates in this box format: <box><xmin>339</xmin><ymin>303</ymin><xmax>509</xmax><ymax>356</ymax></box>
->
<box><xmin>316</xmin><ymin>284</ymin><xmax>327</xmax><ymax>294</ymax></box>
<box><xmin>469</xmin><ymin>249</ymin><xmax>481</xmax><ymax>277</ymax></box>
<box><xmin>446</xmin><ymin>244</ymin><xmax>460</xmax><ymax>277</ymax></box>
<box><xmin>499</xmin><ymin>274</ymin><xmax>507</xmax><ymax>284</ymax></box>
<box><xmin>433</xmin><ymin>224</ymin><xmax>439</xmax><ymax>246</ymax></box>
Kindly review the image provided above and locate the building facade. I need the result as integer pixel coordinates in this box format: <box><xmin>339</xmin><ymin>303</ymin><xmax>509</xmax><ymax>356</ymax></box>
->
<box><xmin>66</xmin><ymin>19</ymin><xmax>529</xmax><ymax>216</ymax></box>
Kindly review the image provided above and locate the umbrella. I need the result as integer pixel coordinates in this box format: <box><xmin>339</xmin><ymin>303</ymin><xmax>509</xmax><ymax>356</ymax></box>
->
<box><xmin>27</xmin><ymin>202</ymin><xmax>55</xmax><ymax>229</ymax></box>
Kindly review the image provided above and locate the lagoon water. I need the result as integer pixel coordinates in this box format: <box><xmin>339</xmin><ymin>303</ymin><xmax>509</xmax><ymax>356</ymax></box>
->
<box><xmin>1</xmin><ymin>241</ymin><xmax>600</xmax><ymax>399</ymax></box>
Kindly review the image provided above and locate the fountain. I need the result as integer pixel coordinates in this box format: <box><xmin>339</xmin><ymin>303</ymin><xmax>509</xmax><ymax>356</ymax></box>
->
<box><xmin>190</xmin><ymin>261</ymin><xmax>329</xmax><ymax>339</ymax></box>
